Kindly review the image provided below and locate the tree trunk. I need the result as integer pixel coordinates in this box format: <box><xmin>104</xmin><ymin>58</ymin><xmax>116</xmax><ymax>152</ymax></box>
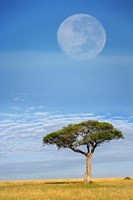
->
<box><xmin>84</xmin><ymin>154</ymin><xmax>92</xmax><ymax>182</ymax></box>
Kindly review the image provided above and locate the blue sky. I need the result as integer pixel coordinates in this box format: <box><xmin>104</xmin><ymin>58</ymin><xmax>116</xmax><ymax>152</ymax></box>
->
<box><xmin>0</xmin><ymin>0</ymin><xmax>133</xmax><ymax>180</ymax></box>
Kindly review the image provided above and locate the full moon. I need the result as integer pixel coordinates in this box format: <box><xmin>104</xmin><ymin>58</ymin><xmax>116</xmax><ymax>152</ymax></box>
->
<box><xmin>57</xmin><ymin>14</ymin><xmax>106</xmax><ymax>60</ymax></box>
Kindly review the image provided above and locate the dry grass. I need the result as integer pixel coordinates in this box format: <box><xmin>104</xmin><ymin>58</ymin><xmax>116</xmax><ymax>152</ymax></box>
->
<box><xmin>0</xmin><ymin>178</ymin><xmax>133</xmax><ymax>200</ymax></box>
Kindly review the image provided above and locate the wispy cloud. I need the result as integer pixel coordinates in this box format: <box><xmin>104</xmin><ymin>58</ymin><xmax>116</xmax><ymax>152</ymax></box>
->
<box><xmin>0</xmin><ymin>108</ymin><xmax>133</xmax><ymax>163</ymax></box>
<box><xmin>12</xmin><ymin>93</ymin><xmax>29</xmax><ymax>103</ymax></box>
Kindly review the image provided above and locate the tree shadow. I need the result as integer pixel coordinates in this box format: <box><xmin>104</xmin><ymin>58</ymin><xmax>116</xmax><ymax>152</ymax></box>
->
<box><xmin>44</xmin><ymin>181</ymin><xmax>82</xmax><ymax>185</ymax></box>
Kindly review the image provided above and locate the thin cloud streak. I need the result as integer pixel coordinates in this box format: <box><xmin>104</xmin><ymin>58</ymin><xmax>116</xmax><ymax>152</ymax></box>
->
<box><xmin>0</xmin><ymin>51</ymin><xmax>133</xmax><ymax>69</ymax></box>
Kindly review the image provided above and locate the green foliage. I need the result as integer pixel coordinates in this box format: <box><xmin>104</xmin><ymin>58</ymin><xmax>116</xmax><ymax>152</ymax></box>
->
<box><xmin>43</xmin><ymin>124</ymin><xmax>80</xmax><ymax>149</ymax></box>
<box><xmin>43</xmin><ymin>120</ymin><xmax>124</xmax><ymax>153</ymax></box>
<box><xmin>79</xmin><ymin>121</ymin><xmax>124</xmax><ymax>145</ymax></box>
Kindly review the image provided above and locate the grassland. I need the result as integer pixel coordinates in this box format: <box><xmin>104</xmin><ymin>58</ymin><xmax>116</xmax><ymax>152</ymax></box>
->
<box><xmin>0</xmin><ymin>178</ymin><xmax>133</xmax><ymax>200</ymax></box>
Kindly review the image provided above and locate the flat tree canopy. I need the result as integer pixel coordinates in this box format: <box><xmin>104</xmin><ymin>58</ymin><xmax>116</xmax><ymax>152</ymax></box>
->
<box><xmin>43</xmin><ymin>120</ymin><xmax>124</xmax><ymax>181</ymax></box>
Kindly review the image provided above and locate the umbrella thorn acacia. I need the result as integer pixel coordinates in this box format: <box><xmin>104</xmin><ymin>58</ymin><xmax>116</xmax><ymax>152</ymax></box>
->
<box><xmin>43</xmin><ymin>120</ymin><xmax>124</xmax><ymax>182</ymax></box>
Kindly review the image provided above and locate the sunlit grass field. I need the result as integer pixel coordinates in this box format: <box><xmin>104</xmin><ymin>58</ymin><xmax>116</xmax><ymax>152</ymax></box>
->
<box><xmin>0</xmin><ymin>178</ymin><xmax>133</xmax><ymax>200</ymax></box>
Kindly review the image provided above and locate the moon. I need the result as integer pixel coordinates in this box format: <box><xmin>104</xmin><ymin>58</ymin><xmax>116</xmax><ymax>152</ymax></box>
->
<box><xmin>57</xmin><ymin>14</ymin><xmax>106</xmax><ymax>60</ymax></box>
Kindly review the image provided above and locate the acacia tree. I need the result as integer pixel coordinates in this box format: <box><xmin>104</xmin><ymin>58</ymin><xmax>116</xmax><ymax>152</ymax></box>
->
<box><xmin>43</xmin><ymin>120</ymin><xmax>124</xmax><ymax>182</ymax></box>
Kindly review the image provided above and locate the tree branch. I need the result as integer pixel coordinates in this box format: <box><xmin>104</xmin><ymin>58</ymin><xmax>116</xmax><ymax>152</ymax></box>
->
<box><xmin>69</xmin><ymin>146</ymin><xmax>87</xmax><ymax>156</ymax></box>
<box><xmin>87</xmin><ymin>144</ymin><xmax>90</xmax><ymax>153</ymax></box>
<box><xmin>91</xmin><ymin>143</ymin><xmax>97</xmax><ymax>154</ymax></box>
